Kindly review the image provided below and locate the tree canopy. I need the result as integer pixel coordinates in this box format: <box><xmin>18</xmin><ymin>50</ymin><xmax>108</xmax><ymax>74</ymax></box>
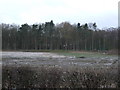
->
<box><xmin>1</xmin><ymin>21</ymin><xmax>118</xmax><ymax>51</ymax></box>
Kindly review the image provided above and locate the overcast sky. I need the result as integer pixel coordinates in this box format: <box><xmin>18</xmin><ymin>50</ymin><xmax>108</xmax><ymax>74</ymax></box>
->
<box><xmin>0</xmin><ymin>0</ymin><xmax>119</xmax><ymax>29</ymax></box>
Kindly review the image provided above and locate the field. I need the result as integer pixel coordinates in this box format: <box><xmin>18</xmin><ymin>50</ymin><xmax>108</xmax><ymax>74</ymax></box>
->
<box><xmin>2</xmin><ymin>51</ymin><xmax>119</xmax><ymax>89</ymax></box>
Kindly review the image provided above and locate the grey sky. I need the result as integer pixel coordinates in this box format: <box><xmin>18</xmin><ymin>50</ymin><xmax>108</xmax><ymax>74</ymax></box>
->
<box><xmin>0</xmin><ymin>0</ymin><xmax>119</xmax><ymax>29</ymax></box>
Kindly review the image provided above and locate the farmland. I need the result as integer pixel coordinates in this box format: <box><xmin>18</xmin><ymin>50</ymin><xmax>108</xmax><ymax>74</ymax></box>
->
<box><xmin>2</xmin><ymin>51</ymin><xmax>118</xmax><ymax>67</ymax></box>
<box><xmin>2</xmin><ymin>51</ymin><xmax>119</xmax><ymax>89</ymax></box>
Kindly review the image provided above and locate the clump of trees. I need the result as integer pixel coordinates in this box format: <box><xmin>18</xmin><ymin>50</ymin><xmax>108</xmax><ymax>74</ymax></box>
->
<box><xmin>1</xmin><ymin>20</ymin><xmax>118</xmax><ymax>51</ymax></box>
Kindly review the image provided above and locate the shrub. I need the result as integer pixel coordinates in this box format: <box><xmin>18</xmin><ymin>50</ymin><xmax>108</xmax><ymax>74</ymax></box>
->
<box><xmin>2</xmin><ymin>65</ymin><xmax>118</xmax><ymax>89</ymax></box>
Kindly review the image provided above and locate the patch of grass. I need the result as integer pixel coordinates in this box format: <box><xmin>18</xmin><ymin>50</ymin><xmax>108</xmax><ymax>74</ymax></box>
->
<box><xmin>56</xmin><ymin>51</ymin><xmax>114</xmax><ymax>58</ymax></box>
<box><xmin>22</xmin><ymin>49</ymin><xmax>70</xmax><ymax>53</ymax></box>
<box><xmin>3</xmin><ymin>50</ymin><xmax>118</xmax><ymax>58</ymax></box>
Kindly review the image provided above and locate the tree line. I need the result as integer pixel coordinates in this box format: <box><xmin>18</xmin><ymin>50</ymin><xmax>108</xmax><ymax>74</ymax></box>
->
<box><xmin>1</xmin><ymin>20</ymin><xmax>118</xmax><ymax>51</ymax></box>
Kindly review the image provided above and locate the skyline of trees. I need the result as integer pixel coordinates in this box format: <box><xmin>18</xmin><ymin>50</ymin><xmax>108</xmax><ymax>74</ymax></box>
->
<box><xmin>1</xmin><ymin>20</ymin><xmax>118</xmax><ymax>51</ymax></box>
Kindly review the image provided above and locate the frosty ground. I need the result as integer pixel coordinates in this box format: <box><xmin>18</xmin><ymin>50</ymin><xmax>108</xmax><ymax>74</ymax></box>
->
<box><xmin>2</xmin><ymin>51</ymin><xmax>118</xmax><ymax>68</ymax></box>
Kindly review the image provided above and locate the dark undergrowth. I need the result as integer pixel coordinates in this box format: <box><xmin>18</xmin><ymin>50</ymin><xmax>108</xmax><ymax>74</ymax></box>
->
<box><xmin>2</xmin><ymin>65</ymin><xmax>119</xmax><ymax>89</ymax></box>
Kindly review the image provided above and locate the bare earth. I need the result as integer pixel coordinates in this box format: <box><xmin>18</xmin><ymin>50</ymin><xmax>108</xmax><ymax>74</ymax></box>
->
<box><xmin>2</xmin><ymin>51</ymin><xmax>118</xmax><ymax>68</ymax></box>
